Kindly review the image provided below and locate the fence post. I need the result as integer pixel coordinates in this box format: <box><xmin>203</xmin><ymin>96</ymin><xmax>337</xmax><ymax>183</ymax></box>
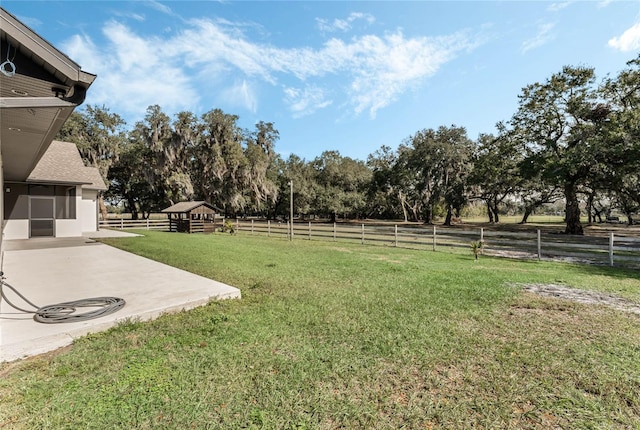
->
<box><xmin>361</xmin><ymin>224</ymin><xmax>365</xmax><ymax>245</ymax></box>
<box><xmin>287</xmin><ymin>221</ymin><xmax>291</xmax><ymax>240</ymax></box>
<box><xmin>394</xmin><ymin>225</ymin><xmax>398</xmax><ymax>247</ymax></box>
<box><xmin>251</xmin><ymin>219</ymin><xmax>254</xmax><ymax>235</ymax></box>
<box><xmin>609</xmin><ymin>233</ymin><xmax>614</xmax><ymax>267</ymax></box>
<box><xmin>333</xmin><ymin>223</ymin><xmax>336</xmax><ymax>241</ymax></box>
<box><xmin>308</xmin><ymin>221</ymin><xmax>312</xmax><ymax>240</ymax></box>
<box><xmin>268</xmin><ymin>220</ymin><xmax>271</xmax><ymax>237</ymax></box>
<box><xmin>432</xmin><ymin>225</ymin><xmax>436</xmax><ymax>251</ymax></box>
<box><xmin>480</xmin><ymin>227</ymin><xmax>484</xmax><ymax>242</ymax></box>
<box><xmin>537</xmin><ymin>229</ymin><xmax>541</xmax><ymax>261</ymax></box>
<box><xmin>121</xmin><ymin>217</ymin><xmax>124</xmax><ymax>230</ymax></box>
<box><xmin>146</xmin><ymin>218</ymin><xmax>150</xmax><ymax>230</ymax></box>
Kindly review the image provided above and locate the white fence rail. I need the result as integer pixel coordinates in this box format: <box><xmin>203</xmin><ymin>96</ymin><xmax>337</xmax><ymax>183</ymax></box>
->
<box><xmin>99</xmin><ymin>218</ymin><xmax>640</xmax><ymax>268</ymax></box>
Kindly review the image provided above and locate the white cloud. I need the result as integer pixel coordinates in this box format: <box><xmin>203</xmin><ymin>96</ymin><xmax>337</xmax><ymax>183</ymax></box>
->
<box><xmin>112</xmin><ymin>11</ymin><xmax>146</xmax><ymax>22</ymax></box>
<box><xmin>15</xmin><ymin>15</ymin><xmax>42</xmax><ymax>30</ymax></box>
<box><xmin>175</xmin><ymin>19</ymin><xmax>477</xmax><ymax>117</ymax></box>
<box><xmin>221</xmin><ymin>80</ymin><xmax>258</xmax><ymax>113</ymax></box>
<box><xmin>283</xmin><ymin>85</ymin><xmax>332</xmax><ymax>118</ymax></box>
<box><xmin>174</xmin><ymin>19</ymin><xmax>277</xmax><ymax>83</ymax></box>
<box><xmin>339</xmin><ymin>32</ymin><xmax>471</xmax><ymax>117</ymax></box>
<box><xmin>316</xmin><ymin>12</ymin><xmax>375</xmax><ymax>33</ymax></box>
<box><xmin>521</xmin><ymin>22</ymin><xmax>556</xmax><ymax>53</ymax></box>
<box><xmin>129</xmin><ymin>13</ymin><xmax>146</xmax><ymax>22</ymax></box>
<box><xmin>547</xmin><ymin>2</ymin><xmax>573</xmax><ymax>12</ymax></box>
<box><xmin>145</xmin><ymin>1</ymin><xmax>174</xmax><ymax>16</ymax></box>
<box><xmin>61</xmin><ymin>15</ymin><xmax>480</xmax><ymax>122</ymax></box>
<box><xmin>62</xmin><ymin>21</ymin><xmax>198</xmax><ymax>122</ymax></box>
<box><xmin>608</xmin><ymin>22</ymin><xmax>640</xmax><ymax>52</ymax></box>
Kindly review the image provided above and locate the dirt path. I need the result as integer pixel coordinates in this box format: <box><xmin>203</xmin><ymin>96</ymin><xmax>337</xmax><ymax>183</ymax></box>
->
<box><xmin>512</xmin><ymin>283</ymin><xmax>640</xmax><ymax>315</ymax></box>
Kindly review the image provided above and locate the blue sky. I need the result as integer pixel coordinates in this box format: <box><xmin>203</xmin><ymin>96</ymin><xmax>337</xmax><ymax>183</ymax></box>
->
<box><xmin>4</xmin><ymin>1</ymin><xmax>640</xmax><ymax>161</ymax></box>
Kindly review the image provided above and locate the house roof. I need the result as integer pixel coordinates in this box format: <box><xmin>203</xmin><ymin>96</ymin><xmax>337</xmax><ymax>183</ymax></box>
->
<box><xmin>162</xmin><ymin>201</ymin><xmax>221</xmax><ymax>213</ymax></box>
<box><xmin>81</xmin><ymin>166</ymin><xmax>108</xmax><ymax>191</ymax></box>
<box><xmin>26</xmin><ymin>140</ymin><xmax>107</xmax><ymax>191</ymax></box>
<box><xmin>0</xmin><ymin>7</ymin><xmax>95</xmax><ymax>182</ymax></box>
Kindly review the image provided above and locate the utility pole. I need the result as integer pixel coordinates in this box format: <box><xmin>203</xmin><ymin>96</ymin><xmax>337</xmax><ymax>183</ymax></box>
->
<box><xmin>289</xmin><ymin>180</ymin><xmax>294</xmax><ymax>241</ymax></box>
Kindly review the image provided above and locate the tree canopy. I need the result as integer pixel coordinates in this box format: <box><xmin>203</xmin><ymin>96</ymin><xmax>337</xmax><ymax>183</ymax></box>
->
<box><xmin>57</xmin><ymin>55</ymin><xmax>640</xmax><ymax>231</ymax></box>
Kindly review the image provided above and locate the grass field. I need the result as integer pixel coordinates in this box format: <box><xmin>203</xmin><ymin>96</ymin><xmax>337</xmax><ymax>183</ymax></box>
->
<box><xmin>1</xmin><ymin>231</ymin><xmax>639</xmax><ymax>429</ymax></box>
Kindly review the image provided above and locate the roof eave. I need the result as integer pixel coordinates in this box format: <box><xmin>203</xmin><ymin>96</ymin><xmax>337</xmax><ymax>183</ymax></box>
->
<box><xmin>0</xmin><ymin>7</ymin><xmax>96</xmax><ymax>88</ymax></box>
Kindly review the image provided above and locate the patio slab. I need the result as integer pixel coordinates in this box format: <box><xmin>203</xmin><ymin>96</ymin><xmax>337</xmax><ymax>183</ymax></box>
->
<box><xmin>0</xmin><ymin>238</ymin><xmax>240</xmax><ymax>362</ymax></box>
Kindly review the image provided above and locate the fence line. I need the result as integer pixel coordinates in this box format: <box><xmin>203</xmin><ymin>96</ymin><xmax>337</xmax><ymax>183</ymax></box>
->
<box><xmin>99</xmin><ymin>218</ymin><xmax>640</xmax><ymax>268</ymax></box>
<box><xmin>238</xmin><ymin>220</ymin><xmax>640</xmax><ymax>268</ymax></box>
<box><xmin>100</xmin><ymin>218</ymin><xmax>170</xmax><ymax>231</ymax></box>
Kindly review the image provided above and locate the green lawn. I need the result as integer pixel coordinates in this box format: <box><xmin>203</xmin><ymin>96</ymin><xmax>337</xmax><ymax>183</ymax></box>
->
<box><xmin>1</xmin><ymin>231</ymin><xmax>639</xmax><ymax>429</ymax></box>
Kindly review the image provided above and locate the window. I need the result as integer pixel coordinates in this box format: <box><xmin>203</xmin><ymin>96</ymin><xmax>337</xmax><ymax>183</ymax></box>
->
<box><xmin>55</xmin><ymin>186</ymin><xmax>76</xmax><ymax>219</ymax></box>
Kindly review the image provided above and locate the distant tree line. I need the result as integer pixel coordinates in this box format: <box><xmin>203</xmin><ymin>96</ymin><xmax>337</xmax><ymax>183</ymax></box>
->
<box><xmin>57</xmin><ymin>55</ymin><xmax>640</xmax><ymax>234</ymax></box>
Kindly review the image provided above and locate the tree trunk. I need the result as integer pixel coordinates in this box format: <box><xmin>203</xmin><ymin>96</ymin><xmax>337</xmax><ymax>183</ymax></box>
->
<box><xmin>423</xmin><ymin>207</ymin><xmax>433</xmax><ymax>224</ymax></box>
<box><xmin>444</xmin><ymin>207</ymin><xmax>453</xmax><ymax>226</ymax></box>
<box><xmin>594</xmin><ymin>208</ymin><xmax>603</xmax><ymax>223</ymax></box>
<box><xmin>564</xmin><ymin>182</ymin><xmax>583</xmax><ymax>235</ymax></box>
<box><xmin>586</xmin><ymin>194</ymin><xmax>594</xmax><ymax>224</ymax></box>
<box><xmin>490</xmin><ymin>197</ymin><xmax>500</xmax><ymax>223</ymax></box>
<box><xmin>399</xmin><ymin>198</ymin><xmax>409</xmax><ymax>223</ymax></box>
<box><xmin>98</xmin><ymin>194</ymin><xmax>108</xmax><ymax>222</ymax></box>
<box><xmin>410</xmin><ymin>204</ymin><xmax>419</xmax><ymax>222</ymax></box>
<box><xmin>487</xmin><ymin>202</ymin><xmax>494</xmax><ymax>223</ymax></box>
<box><xmin>520</xmin><ymin>206</ymin><xmax>533</xmax><ymax>224</ymax></box>
<box><xmin>125</xmin><ymin>196</ymin><xmax>138</xmax><ymax>220</ymax></box>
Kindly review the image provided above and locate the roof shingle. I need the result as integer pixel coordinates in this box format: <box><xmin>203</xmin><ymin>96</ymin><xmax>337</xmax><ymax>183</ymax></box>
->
<box><xmin>26</xmin><ymin>140</ymin><xmax>107</xmax><ymax>191</ymax></box>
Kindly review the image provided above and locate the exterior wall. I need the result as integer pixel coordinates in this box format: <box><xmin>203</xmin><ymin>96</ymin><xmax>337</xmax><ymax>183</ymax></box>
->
<box><xmin>55</xmin><ymin>219</ymin><xmax>82</xmax><ymax>237</ymax></box>
<box><xmin>3</xmin><ymin>219</ymin><xmax>29</xmax><ymax>240</ymax></box>
<box><xmin>3</xmin><ymin>184</ymin><xmax>92</xmax><ymax>239</ymax></box>
<box><xmin>4</xmin><ymin>182</ymin><xmax>29</xmax><ymax>239</ymax></box>
<box><xmin>80</xmin><ymin>188</ymin><xmax>99</xmax><ymax>232</ymax></box>
<box><xmin>1</xmin><ymin>150</ymin><xmax>4</xmax><ymax>251</ymax></box>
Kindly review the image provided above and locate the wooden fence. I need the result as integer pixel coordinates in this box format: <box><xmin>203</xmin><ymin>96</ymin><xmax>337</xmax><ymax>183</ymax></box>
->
<box><xmin>100</xmin><ymin>217</ymin><xmax>223</xmax><ymax>232</ymax></box>
<box><xmin>100</xmin><ymin>218</ymin><xmax>170</xmax><ymax>231</ymax></box>
<box><xmin>98</xmin><ymin>218</ymin><xmax>640</xmax><ymax>268</ymax></box>
<box><xmin>237</xmin><ymin>220</ymin><xmax>640</xmax><ymax>269</ymax></box>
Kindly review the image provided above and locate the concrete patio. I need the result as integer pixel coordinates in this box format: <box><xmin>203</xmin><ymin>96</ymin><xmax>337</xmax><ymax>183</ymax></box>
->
<box><xmin>0</xmin><ymin>230</ymin><xmax>241</xmax><ymax>362</ymax></box>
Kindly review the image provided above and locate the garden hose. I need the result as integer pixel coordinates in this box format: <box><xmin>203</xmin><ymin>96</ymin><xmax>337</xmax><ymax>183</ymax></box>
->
<box><xmin>0</xmin><ymin>271</ymin><xmax>125</xmax><ymax>324</ymax></box>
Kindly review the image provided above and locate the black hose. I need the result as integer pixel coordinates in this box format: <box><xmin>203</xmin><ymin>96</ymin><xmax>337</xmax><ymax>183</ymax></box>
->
<box><xmin>0</xmin><ymin>272</ymin><xmax>125</xmax><ymax>324</ymax></box>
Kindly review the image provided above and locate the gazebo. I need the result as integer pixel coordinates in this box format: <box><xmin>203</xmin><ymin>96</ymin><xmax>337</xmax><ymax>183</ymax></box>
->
<box><xmin>162</xmin><ymin>201</ymin><xmax>221</xmax><ymax>233</ymax></box>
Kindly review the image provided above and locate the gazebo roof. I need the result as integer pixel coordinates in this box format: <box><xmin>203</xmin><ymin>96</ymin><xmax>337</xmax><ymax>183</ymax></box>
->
<box><xmin>161</xmin><ymin>201</ymin><xmax>221</xmax><ymax>214</ymax></box>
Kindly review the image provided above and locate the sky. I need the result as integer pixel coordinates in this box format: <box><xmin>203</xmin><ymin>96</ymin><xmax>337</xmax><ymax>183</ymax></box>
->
<box><xmin>4</xmin><ymin>1</ymin><xmax>640</xmax><ymax>161</ymax></box>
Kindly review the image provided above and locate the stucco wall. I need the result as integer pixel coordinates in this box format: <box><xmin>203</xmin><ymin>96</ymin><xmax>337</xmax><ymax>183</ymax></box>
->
<box><xmin>3</xmin><ymin>185</ymin><xmax>91</xmax><ymax>239</ymax></box>
<box><xmin>3</xmin><ymin>217</ymin><xmax>83</xmax><ymax>240</ymax></box>
<box><xmin>80</xmin><ymin>189</ymin><xmax>98</xmax><ymax>232</ymax></box>
<box><xmin>55</xmin><ymin>219</ymin><xmax>82</xmax><ymax>237</ymax></box>
<box><xmin>3</xmin><ymin>220</ymin><xmax>29</xmax><ymax>240</ymax></box>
